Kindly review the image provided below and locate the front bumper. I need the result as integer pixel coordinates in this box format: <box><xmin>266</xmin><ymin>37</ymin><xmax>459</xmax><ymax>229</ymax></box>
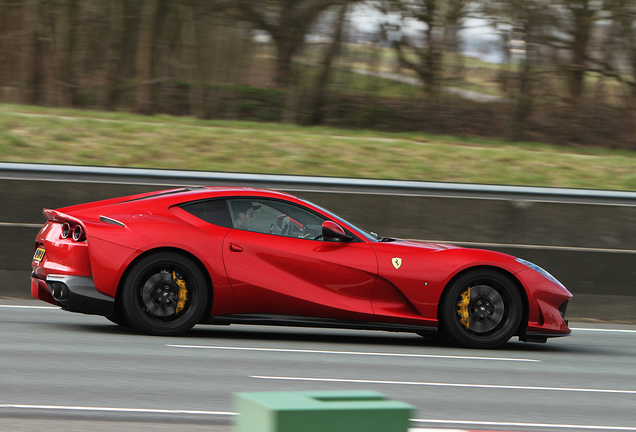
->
<box><xmin>31</xmin><ymin>273</ymin><xmax>114</xmax><ymax>317</ymax></box>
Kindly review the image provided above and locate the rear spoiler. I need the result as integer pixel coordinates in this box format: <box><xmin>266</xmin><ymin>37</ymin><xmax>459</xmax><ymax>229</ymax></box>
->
<box><xmin>42</xmin><ymin>209</ymin><xmax>84</xmax><ymax>226</ymax></box>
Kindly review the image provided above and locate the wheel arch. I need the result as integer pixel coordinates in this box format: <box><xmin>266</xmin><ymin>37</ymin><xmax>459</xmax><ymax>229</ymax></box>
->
<box><xmin>112</xmin><ymin>246</ymin><xmax>214</xmax><ymax>323</ymax></box>
<box><xmin>437</xmin><ymin>265</ymin><xmax>529</xmax><ymax>337</ymax></box>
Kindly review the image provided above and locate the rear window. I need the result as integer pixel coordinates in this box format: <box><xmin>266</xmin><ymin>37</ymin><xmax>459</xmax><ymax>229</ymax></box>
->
<box><xmin>180</xmin><ymin>199</ymin><xmax>232</xmax><ymax>228</ymax></box>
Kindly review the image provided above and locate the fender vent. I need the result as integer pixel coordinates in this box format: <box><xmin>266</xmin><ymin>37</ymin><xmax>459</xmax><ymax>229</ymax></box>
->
<box><xmin>100</xmin><ymin>216</ymin><xmax>126</xmax><ymax>227</ymax></box>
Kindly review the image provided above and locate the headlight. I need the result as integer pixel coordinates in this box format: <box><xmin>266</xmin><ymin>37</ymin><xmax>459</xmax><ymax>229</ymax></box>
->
<box><xmin>515</xmin><ymin>258</ymin><xmax>564</xmax><ymax>287</ymax></box>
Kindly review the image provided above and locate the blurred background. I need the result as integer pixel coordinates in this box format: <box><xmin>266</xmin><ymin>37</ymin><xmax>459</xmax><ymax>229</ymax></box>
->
<box><xmin>1</xmin><ymin>0</ymin><xmax>635</xmax><ymax>149</ymax></box>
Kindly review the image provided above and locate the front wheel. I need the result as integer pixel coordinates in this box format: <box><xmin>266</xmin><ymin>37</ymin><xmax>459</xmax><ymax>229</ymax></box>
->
<box><xmin>441</xmin><ymin>269</ymin><xmax>523</xmax><ymax>349</ymax></box>
<box><xmin>122</xmin><ymin>252</ymin><xmax>209</xmax><ymax>336</ymax></box>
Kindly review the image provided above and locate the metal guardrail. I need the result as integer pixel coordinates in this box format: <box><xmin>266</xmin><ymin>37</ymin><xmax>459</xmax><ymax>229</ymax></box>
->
<box><xmin>2</xmin><ymin>162</ymin><xmax>636</xmax><ymax>204</ymax></box>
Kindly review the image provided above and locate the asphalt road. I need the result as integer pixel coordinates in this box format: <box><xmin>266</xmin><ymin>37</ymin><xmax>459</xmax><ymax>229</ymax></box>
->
<box><xmin>1</xmin><ymin>299</ymin><xmax>635</xmax><ymax>432</ymax></box>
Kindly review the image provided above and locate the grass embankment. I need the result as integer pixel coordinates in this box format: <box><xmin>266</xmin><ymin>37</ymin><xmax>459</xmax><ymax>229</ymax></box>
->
<box><xmin>1</xmin><ymin>103</ymin><xmax>635</xmax><ymax>191</ymax></box>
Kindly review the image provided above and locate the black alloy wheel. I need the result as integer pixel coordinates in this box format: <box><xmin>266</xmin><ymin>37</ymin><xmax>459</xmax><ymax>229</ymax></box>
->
<box><xmin>122</xmin><ymin>252</ymin><xmax>208</xmax><ymax>336</ymax></box>
<box><xmin>441</xmin><ymin>269</ymin><xmax>523</xmax><ymax>349</ymax></box>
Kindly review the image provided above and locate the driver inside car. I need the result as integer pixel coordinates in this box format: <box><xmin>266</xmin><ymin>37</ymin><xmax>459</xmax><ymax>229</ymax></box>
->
<box><xmin>232</xmin><ymin>201</ymin><xmax>261</xmax><ymax>231</ymax></box>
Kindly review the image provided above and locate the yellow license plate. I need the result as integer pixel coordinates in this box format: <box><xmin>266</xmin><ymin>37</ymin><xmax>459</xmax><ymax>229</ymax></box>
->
<box><xmin>33</xmin><ymin>247</ymin><xmax>45</xmax><ymax>262</ymax></box>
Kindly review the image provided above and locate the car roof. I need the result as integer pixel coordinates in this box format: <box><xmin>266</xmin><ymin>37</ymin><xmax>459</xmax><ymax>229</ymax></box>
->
<box><xmin>149</xmin><ymin>186</ymin><xmax>297</xmax><ymax>203</ymax></box>
<box><xmin>55</xmin><ymin>186</ymin><xmax>300</xmax><ymax>216</ymax></box>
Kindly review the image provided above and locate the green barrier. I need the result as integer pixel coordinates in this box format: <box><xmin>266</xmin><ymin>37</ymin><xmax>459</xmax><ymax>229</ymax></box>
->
<box><xmin>234</xmin><ymin>390</ymin><xmax>414</xmax><ymax>432</ymax></box>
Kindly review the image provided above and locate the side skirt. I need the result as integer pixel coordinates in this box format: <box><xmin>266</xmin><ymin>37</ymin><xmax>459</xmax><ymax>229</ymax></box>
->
<box><xmin>208</xmin><ymin>313</ymin><xmax>438</xmax><ymax>335</ymax></box>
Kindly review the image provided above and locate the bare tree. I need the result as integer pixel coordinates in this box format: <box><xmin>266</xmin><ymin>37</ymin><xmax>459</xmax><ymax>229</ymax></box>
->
<box><xmin>234</xmin><ymin>0</ymin><xmax>352</xmax><ymax>88</ymax></box>
<box><xmin>557</xmin><ymin>0</ymin><xmax>601</xmax><ymax>100</ymax></box>
<box><xmin>444</xmin><ymin>0</ymin><xmax>470</xmax><ymax>77</ymax></box>
<box><xmin>178</xmin><ymin>1</ymin><xmax>204</xmax><ymax>117</ymax></box>
<box><xmin>68</xmin><ymin>0</ymin><xmax>99</xmax><ymax>106</ymax></box>
<box><xmin>305</xmin><ymin>3</ymin><xmax>348</xmax><ymax>125</ymax></box>
<box><xmin>604</xmin><ymin>0</ymin><xmax>636</xmax><ymax>106</ymax></box>
<box><xmin>136</xmin><ymin>0</ymin><xmax>159</xmax><ymax>114</ymax></box>
<box><xmin>386</xmin><ymin>0</ymin><xmax>470</xmax><ymax>95</ymax></box>
<box><xmin>19</xmin><ymin>0</ymin><xmax>40</xmax><ymax>104</ymax></box>
<box><xmin>100</xmin><ymin>0</ymin><xmax>124</xmax><ymax>109</ymax></box>
<box><xmin>48</xmin><ymin>0</ymin><xmax>72</xmax><ymax>106</ymax></box>
<box><xmin>482</xmin><ymin>0</ymin><xmax>555</xmax><ymax>139</ymax></box>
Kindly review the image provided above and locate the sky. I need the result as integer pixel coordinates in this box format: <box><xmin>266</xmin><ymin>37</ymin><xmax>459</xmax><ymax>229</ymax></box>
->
<box><xmin>348</xmin><ymin>2</ymin><xmax>504</xmax><ymax>63</ymax></box>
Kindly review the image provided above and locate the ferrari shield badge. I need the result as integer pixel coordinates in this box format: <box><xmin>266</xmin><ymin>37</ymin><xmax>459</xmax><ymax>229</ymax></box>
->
<box><xmin>392</xmin><ymin>257</ymin><xmax>402</xmax><ymax>269</ymax></box>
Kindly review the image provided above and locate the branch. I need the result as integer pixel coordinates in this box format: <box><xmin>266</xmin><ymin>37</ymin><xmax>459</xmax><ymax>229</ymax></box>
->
<box><xmin>585</xmin><ymin>57</ymin><xmax>636</xmax><ymax>89</ymax></box>
<box><xmin>233</xmin><ymin>1</ymin><xmax>274</xmax><ymax>34</ymax></box>
<box><xmin>394</xmin><ymin>39</ymin><xmax>429</xmax><ymax>82</ymax></box>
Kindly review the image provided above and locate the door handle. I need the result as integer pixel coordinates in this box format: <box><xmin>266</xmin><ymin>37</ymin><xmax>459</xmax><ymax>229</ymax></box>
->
<box><xmin>229</xmin><ymin>243</ymin><xmax>244</xmax><ymax>252</ymax></box>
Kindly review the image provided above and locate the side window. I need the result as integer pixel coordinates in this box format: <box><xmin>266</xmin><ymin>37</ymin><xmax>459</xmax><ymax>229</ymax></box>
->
<box><xmin>180</xmin><ymin>199</ymin><xmax>232</xmax><ymax>228</ymax></box>
<box><xmin>228</xmin><ymin>198</ymin><xmax>327</xmax><ymax>240</ymax></box>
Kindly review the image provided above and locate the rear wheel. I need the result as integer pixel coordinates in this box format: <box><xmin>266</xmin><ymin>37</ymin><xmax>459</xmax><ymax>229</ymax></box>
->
<box><xmin>441</xmin><ymin>269</ymin><xmax>523</xmax><ymax>349</ymax></box>
<box><xmin>122</xmin><ymin>252</ymin><xmax>208</xmax><ymax>336</ymax></box>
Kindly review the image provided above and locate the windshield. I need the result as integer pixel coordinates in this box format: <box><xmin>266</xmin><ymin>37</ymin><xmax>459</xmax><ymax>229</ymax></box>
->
<box><xmin>300</xmin><ymin>198</ymin><xmax>379</xmax><ymax>242</ymax></box>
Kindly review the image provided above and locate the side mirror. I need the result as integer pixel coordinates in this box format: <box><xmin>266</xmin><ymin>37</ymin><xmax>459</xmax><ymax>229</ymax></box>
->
<box><xmin>322</xmin><ymin>221</ymin><xmax>352</xmax><ymax>241</ymax></box>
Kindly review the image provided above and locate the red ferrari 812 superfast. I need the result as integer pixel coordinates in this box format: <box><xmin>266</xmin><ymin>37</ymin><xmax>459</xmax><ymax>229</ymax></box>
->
<box><xmin>31</xmin><ymin>187</ymin><xmax>571</xmax><ymax>348</ymax></box>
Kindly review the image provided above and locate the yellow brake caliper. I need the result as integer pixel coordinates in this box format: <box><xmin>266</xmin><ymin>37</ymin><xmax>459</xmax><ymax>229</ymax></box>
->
<box><xmin>457</xmin><ymin>287</ymin><xmax>470</xmax><ymax>329</ymax></box>
<box><xmin>172</xmin><ymin>271</ymin><xmax>188</xmax><ymax>314</ymax></box>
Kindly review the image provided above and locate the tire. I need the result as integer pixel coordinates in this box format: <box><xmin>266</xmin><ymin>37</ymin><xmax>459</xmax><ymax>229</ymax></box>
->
<box><xmin>441</xmin><ymin>269</ymin><xmax>523</xmax><ymax>349</ymax></box>
<box><xmin>122</xmin><ymin>252</ymin><xmax>209</xmax><ymax>336</ymax></box>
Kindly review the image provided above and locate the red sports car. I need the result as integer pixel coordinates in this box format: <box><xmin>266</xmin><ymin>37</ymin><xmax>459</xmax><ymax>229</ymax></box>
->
<box><xmin>31</xmin><ymin>187</ymin><xmax>571</xmax><ymax>348</ymax></box>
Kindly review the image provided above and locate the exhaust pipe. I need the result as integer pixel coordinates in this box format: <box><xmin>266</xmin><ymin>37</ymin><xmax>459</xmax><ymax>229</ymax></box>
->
<box><xmin>47</xmin><ymin>280</ymin><xmax>70</xmax><ymax>301</ymax></box>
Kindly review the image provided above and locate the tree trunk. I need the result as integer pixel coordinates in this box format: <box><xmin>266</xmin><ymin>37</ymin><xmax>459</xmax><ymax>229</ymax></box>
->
<box><xmin>509</xmin><ymin>18</ymin><xmax>537</xmax><ymax>141</ymax></box>
<box><xmin>37</xmin><ymin>0</ymin><xmax>56</xmax><ymax>105</ymax></box>
<box><xmin>135</xmin><ymin>0</ymin><xmax>159</xmax><ymax>114</ymax></box>
<box><xmin>444</xmin><ymin>23</ymin><xmax>463</xmax><ymax>77</ymax></box>
<box><xmin>567</xmin><ymin>1</ymin><xmax>594</xmax><ymax>101</ymax></box>
<box><xmin>305</xmin><ymin>4</ymin><xmax>347</xmax><ymax>125</ymax></box>
<box><xmin>68</xmin><ymin>0</ymin><xmax>92</xmax><ymax>106</ymax></box>
<box><xmin>100</xmin><ymin>0</ymin><xmax>124</xmax><ymax>110</ymax></box>
<box><xmin>511</xmin><ymin>55</ymin><xmax>534</xmax><ymax>141</ymax></box>
<box><xmin>178</xmin><ymin>2</ymin><xmax>204</xmax><ymax>118</ymax></box>
<box><xmin>444</xmin><ymin>0</ymin><xmax>465</xmax><ymax>78</ymax></box>
<box><xmin>273</xmin><ymin>34</ymin><xmax>298</xmax><ymax>89</ymax></box>
<box><xmin>625</xmin><ymin>18</ymin><xmax>636</xmax><ymax>107</ymax></box>
<box><xmin>281</xmin><ymin>70</ymin><xmax>300</xmax><ymax>124</ymax></box>
<box><xmin>394</xmin><ymin>0</ymin><xmax>445</xmax><ymax>98</ymax></box>
<box><xmin>48</xmin><ymin>0</ymin><xmax>70</xmax><ymax>106</ymax></box>
<box><xmin>19</xmin><ymin>0</ymin><xmax>40</xmax><ymax>104</ymax></box>
<box><xmin>277</xmin><ymin>24</ymin><xmax>304</xmax><ymax>123</ymax></box>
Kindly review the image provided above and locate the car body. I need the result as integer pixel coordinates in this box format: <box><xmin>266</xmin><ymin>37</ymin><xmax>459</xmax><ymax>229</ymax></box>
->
<box><xmin>31</xmin><ymin>186</ymin><xmax>572</xmax><ymax>348</ymax></box>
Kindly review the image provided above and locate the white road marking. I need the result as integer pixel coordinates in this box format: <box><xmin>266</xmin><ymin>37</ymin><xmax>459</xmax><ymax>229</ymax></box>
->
<box><xmin>0</xmin><ymin>405</ymin><xmax>632</xmax><ymax>431</ymax></box>
<box><xmin>413</xmin><ymin>418</ymin><xmax>636</xmax><ymax>431</ymax></box>
<box><xmin>167</xmin><ymin>344</ymin><xmax>540</xmax><ymax>362</ymax></box>
<box><xmin>251</xmin><ymin>376</ymin><xmax>636</xmax><ymax>395</ymax></box>
<box><xmin>410</xmin><ymin>430</ymin><xmax>469</xmax><ymax>432</ymax></box>
<box><xmin>0</xmin><ymin>305</ymin><xmax>59</xmax><ymax>310</ymax></box>
<box><xmin>0</xmin><ymin>404</ymin><xmax>235</xmax><ymax>416</ymax></box>
<box><xmin>572</xmin><ymin>327</ymin><xmax>636</xmax><ymax>334</ymax></box>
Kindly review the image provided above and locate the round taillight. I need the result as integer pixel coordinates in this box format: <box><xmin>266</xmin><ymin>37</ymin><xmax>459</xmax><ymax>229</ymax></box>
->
<box><xmin>72</xmin><ymin>224</ymin><xmax>85</xmax><ymax>242</ymax></box>
<box><xmin>61</xmin><ymin>222</ymin><xmax>71</xmax><ymax>239</ymax></box>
